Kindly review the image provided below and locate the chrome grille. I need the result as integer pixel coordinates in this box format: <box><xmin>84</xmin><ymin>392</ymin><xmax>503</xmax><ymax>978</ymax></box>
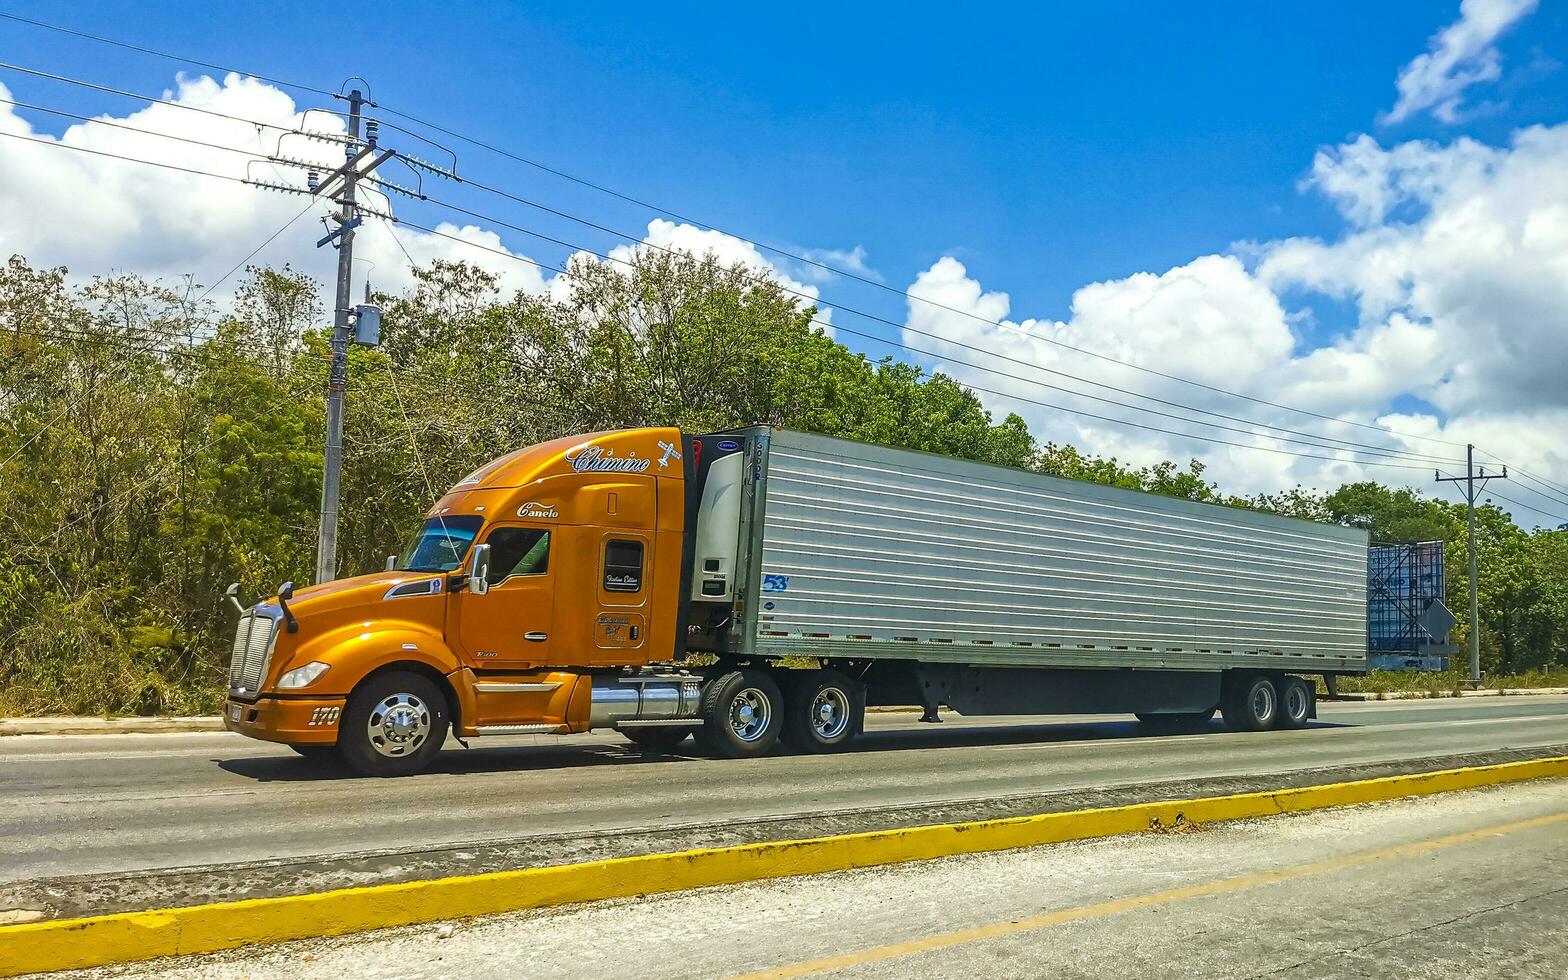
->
<box><xmin>228</xmin><ymin>610</ymin><xmax>280</xmax><ymax>696</ymax></box>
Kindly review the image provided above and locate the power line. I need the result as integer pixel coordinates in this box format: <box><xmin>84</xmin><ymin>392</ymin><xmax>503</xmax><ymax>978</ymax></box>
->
<box><xmin>197</xmin><ymin>199</ymin><xmax>323</xmax><ymax>303</ymax></box>
<box><xmin>0</xmin><ymin>94</ymin><xmax>304</xmax><ymax>162</ymax></box>
<box><xmin>1482</xmin><ymin>490</ymin><xmax>1568</xmax><ymax>528</ymax></box>
<box><xmin>397</xmin><ymin>192</ymin><xmax>1463</xmax><ymax>467</ymax></box>
<box><xmin>0</xmin><ymin>127</ymin><xmax>257</xmax><ymax>184</ymax></box>
<box><xmin>0</xmin><ymin>9</ymin><xmax>339</xmax><ymax>98</ymax></box>
<box><xmin>4</xmin><ymin>78</ymin><xmax>1469</xmax><ymax>470</ymax></box>
<box><xmin>0</xmin><ymin>58</ymin><xmax>1471</xmax><ymax>464</ymax></box>
<box><xmin>0</xmin><ymin>126</ymin><xmax>1476</xmax><ymax>476</ymax></box>
<box><xmin>369</xmin><ymin>121</ymin><xmax>1475</xmax><ymax>453</ymax></box>
<box><xmin>406</xmin><ymin>175</ymin><xmax>1462</xmax><ymax>465</ymax></box>
<box><xmin>1515</xmin><ymin>469</ymin><xmax>1568</xmax><ymax>501</ymax></box>
<box><xmin>0</xmin><ymin>60</ymin><xmax>347</xmax><ymax>138</ymax></box>
<box><xmin>0</xmin><ymin>40</ymin><xmax>1470</xmax><ymax>451</ymax></box>
<box><xmin>388</xmin><ymin>216</ymin><xmax>1448</xmax><ymax>475</ymax></box>
<box><xmin>1490</xmin><ymin>473</ymin><xmax>1568</xmax><ymax>511</ymax></box>
<box><xmin>365</xmin><ymin>118</ymin><xmax>1470</xmax><ymax>450</ymax></box>
<box><xmin>1474</xmin><ymin>451</ymin><xmax>1568</xmax><ymax>501</ymax></box>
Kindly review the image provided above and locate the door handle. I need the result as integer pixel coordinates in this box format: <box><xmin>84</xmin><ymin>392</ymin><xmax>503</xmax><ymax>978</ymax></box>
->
<box><xmin>524</xmin><ymin>632</ymin><xmax>548</xmax><ymax>642</ymax></box>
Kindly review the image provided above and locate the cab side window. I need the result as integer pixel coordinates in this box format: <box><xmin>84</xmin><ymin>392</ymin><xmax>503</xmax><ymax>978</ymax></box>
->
<box><xmin>603</xmin><ymin>539</ymin><xmax>644</xmax><ymax>593</ymax></box>
<box><xmin>484</xmin><ymin>527</ymin><xmax>550</xmax><ymax>585</ymax></box>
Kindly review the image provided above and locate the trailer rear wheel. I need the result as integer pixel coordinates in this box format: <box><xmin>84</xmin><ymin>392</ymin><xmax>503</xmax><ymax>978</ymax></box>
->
<box><xmin>1221</xmin><ymin>674</ymin><xmax>1278</xmax><ymax>733</ymax></box>
<box><xmin>696</xmin><ymin>670</ymin><xmax>784</xmax><ymax>758</ymax></box>
<box><xmin>1277</xmin><ymin>676</ymin><xmax>1312</xmax><ymax>730</ymax></box>
<box><xmin>783</xmin><ymin>671</ymin><xmax>862</xmax><ymax>752</ymax></box>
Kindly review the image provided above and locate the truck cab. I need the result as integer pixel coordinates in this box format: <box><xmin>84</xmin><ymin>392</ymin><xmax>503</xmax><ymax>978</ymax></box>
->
<box><xmin>225</xmin><ymin>427</ymin><xmax>734</xmax><ymax>774</ymax></box>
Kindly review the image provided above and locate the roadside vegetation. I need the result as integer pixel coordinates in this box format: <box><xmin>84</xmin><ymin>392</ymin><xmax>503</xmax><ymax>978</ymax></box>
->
<box><xmin>1327</xmin><ymin>668</ymin><xmax>1568</xmax><ymax>697</ymax></box>
<box><xmin>2</xmin><ymin>251</ymin><xmax>1565</xmax><ymax>715</ymax></box>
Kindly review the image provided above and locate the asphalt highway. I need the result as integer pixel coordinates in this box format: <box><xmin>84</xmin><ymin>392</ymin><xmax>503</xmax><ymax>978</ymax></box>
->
<box><xmin>102</xmin><ymin>778</ymin><xmax>1568</xmax><ymax>979</ymax></box>
<box><xmin>3</xmin><ymin>695</ymin><xmax>1566</xmax><ymax>891</ymax></box>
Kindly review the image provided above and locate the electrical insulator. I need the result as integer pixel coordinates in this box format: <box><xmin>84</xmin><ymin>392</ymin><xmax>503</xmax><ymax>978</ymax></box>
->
<box><xmin>307</xmin><ymin>170</ymin><xmax>320</xmax><ymax>193</ymax></box>
<box><xmin>365</xmin><ymin>119</ymin><xmax>379</xmax><ymax>148</ymax></box>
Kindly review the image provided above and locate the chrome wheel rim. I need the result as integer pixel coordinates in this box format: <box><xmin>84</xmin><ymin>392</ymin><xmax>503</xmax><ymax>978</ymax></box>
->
<box><xmin>1285</xmin><ymin>685</ymin><xmax>1308</xmax><ymax>721</ymax></box>
<box><xmin>812</xmin><ymin>687</ymin><xmax>851</xmax><ymax>740</ymax></box>
<box><xmin>1251</xmin><ymin>684</ymin><xmax>1276</xmax><ymax>724</ymax></box>
<box><xmin>368</xmin><ymin>693</ymin><xmax>431</xmax><ymax>758</ymax></box>
<box><xmin>728</xmin><ymin>687</ymin><xmax>773</xmax><ymax>742</ymax></box>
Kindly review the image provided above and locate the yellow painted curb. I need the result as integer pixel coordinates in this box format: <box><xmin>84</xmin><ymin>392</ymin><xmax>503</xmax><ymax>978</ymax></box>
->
<box><xmin>4</xmin><ymin>756</ymin><xmax>1565</xmax><ymax>976</ymax></box>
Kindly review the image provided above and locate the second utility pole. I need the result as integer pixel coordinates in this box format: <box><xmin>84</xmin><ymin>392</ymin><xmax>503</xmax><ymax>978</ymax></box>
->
<box><xmin>315</xmin><ymin>89</ymin><xmax>366</xmax><ymax>584</ymax></box>
<box><xmin>1437</xmin><ymin>444</ymin><xmax>1506</xmax><ymax>688</ymax></box>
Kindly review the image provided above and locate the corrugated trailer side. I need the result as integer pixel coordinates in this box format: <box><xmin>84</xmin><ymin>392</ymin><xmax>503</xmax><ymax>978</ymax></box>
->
<box><xmin>742</xmin><ymin>428</ymin><xmax>1369</xmax><ymax>675</ymax></box>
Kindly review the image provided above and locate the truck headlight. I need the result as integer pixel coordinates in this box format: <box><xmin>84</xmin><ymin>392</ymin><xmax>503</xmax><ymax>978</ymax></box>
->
<box><xmin>277</xmin><ymin>661</ymin><xmax>330</xmax><ymax>689</ymax></box>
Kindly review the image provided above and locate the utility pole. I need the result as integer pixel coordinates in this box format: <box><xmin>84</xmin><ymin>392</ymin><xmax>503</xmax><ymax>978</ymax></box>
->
<box><xmin>1437</xmin><ymin>444</ymin><xmax>1506</xmax><ymax>688</ymax></box>
<box><xmin>315</xmin><ymin>89</ymin><xmax>366</xmax><ymax>585</ymax></box>
<box><xmin>245</xmin><ymin>84</ymin><xmax>458</xmax><ymax>583</ymax></box>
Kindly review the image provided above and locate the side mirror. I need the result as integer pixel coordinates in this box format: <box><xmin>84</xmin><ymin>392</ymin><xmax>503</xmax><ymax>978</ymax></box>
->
<box><xmin>224</xmin><ymin>582</ymin><xmax>246</xmax><ymax>615</ymax></box>
<box><xmin>467</xmin><ymin>543</ymin><xmax>491</xmax><ymax>595</ymax></box>
<box><xmin>385</xmin><ymin>554</ymin><xmax>398</xmax><ymax>571</ymax></box>
<box><xmin>276</xmin><ymin>581</ymin><xmax>300</xmax><ymax>633</ymax></box>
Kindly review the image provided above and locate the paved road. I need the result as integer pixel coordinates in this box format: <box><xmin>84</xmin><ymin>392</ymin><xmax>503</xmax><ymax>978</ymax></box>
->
<box><xmin>2</xmin><ymin>696</ymin><xmax>1566</xmax><ymax>885</ymax></box>
<box><xmin>64</xmin><ymin>778</ymin><xmax>1568</xmax><ymax>979</ymax></box>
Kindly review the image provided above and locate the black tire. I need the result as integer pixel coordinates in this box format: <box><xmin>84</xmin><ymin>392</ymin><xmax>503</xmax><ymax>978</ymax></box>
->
<box><xmin>1221</xmin><ymin>674</ymin><xmax>1279</xmax><ymax>733</ymax></box>
<box><xmin>1135</xmin><ymin>708</ymin><xmax>1216</xmax><ymax>733</ymax></box>
<box><xmin>695</xmin><ymin>669</ymin><xmax>784</xmax><ymax>759</ymax></box>
<box><xmin>620</xmin><ymin>726</ymin><xmax>693</xmax><ymax>753</ymax></box>
<box><xmin>289</xmin><ymin>744</ymin><xmax>340</xmax><ymax>762</ymax></box>
<box><xmin>1277</xmin><ymin>676</ymin><xmax>1312</xmax><ymax>730</ymax></box>
<box><xmin>339</xmin><ymin>670</ymin><xmax>450</xmax><ymax>776</ymax></box>
<box><xmin>783</xmin><ymin>671</ymin><xmax>862</xmax><ymax>753</ymax></box>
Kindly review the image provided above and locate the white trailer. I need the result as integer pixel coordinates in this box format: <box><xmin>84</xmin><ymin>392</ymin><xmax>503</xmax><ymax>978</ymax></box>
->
<box><xmin>679</xmin><ymin>427</ymin><xmax>1368</xmax><ymax>747</ymax></box>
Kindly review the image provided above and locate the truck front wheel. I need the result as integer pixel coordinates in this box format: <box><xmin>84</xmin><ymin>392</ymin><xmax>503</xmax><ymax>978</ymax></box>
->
<box><xmin>339</xmin><ymin>671</ymin><xmax>450</xmax><ymax>776</ymax></box>
<box><xmin>783</xmin><ymin>671</ymin><xmax>863</xmax><ymax>753</ymax></box>
<box><xmin>1221</xmin><ymin>674</ymin><xmax>1278</xmax><ymax>733</ymax></box>
<box><xmin>696</xmin><ymin>670</ymin><xmax>784</xmax><ymax>758</ymax></box>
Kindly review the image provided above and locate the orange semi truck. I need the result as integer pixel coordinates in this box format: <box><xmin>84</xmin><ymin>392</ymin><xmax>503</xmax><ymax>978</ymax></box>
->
<box><xmin>225</xmin><ymin>426</ymin><xmax>1369</xmax><ymax>775</ymax></box>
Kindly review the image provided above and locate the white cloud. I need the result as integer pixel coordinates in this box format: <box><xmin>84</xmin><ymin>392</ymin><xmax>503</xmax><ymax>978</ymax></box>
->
<box><xmin>1300</xmin><ymin>133</ymin><xmax>1498</xmax><ymax>227</ymax></box>
<box><xmin>0</xmin><ymin>74</ymin><xmax>545</xmax><ymax>303</ymax></box>
<box><xmin>1383</xmin><ymin>0</ymin><xmax>1539</xmax><ymax>125</ymax></box>
<box><xmin>795</xmin><ymin>244</ymin><xmax>880</xmax><ymax>283</ymax></box>
<box><xmin>1261</xmin><ymin>124</ymin><xmax>1568</xmax><ymax>417</ymax></box>
<box><xmin>899</xmin><ymin>121</ymin><xmax>1568</xmax><ymax>524</ymax></box>
<box><xmin>0</xmin><ymin>70</ymin><xmax>857</xmax><ymax>336</ymax></box>
<box><xmin>601</xmin><ymin>218</ymin><xmax>836</xmax><ymax>334</ymax></box>
<box><xmin>900</xmin><ymin>253</ymin><xmax>1389</xmax><ymax>499</ymax></box>
<box><xmin>3</xmin><ymin>59</ymin><xmax>1566</xmax><ymax>525</ymax></box>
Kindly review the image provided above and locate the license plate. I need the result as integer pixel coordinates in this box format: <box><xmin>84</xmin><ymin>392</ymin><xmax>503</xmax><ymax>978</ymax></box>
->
<box><xmin>229</xmin><ymin>705</ymin><xmax>243</xmax><ymax>723</ymax></box>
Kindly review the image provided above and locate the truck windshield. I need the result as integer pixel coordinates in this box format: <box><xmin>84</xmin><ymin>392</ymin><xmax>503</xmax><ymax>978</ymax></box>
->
<box><xmin>398</xmin><ymin>516</ymin><xmax>484</xmax><ymax>572</ymax></box>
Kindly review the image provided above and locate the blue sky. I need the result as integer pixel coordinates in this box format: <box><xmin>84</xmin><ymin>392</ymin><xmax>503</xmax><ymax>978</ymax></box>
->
<box><xmin>2</xmin><ymin>1</ymin><xmax>1566</xmax><ymax>519</ymax></box>
<box><xmin>10</xmin><ymin>1</ymin><xmax>1562</xmax><ymax>333</ymax></box>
